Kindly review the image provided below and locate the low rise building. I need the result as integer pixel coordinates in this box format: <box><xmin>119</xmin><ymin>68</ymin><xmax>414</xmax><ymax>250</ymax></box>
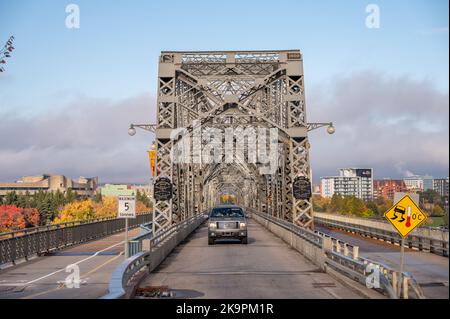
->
<box><xmin>0</xmin><ymin>174</ymin><xmax>98</xmax><ymax>197</ymax></box>
<box><xmin>374</xmin><ymin>179</ymin><xmax>407</xmax><ymax>201</ymax></box>
<box><xmin>100</xmin><ymin>184</ymin><xmax>135</xmax><ymax>197</ymax></box>
<box><xmin>131</xmin><ymin>184</ymin><xmax>152</xmax><ymax>198</ymax></box>
<box><xmin>100</xmin><ymin>184</ymin><xmax>152</xmax><ymax>198</ymax></box>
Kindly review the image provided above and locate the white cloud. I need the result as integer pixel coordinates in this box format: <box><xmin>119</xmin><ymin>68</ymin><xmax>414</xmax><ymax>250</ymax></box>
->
<box><xmin>0</xmin><ymin>93</ymin><xmax>156</xmax><ymax>183</ymax></box>
<box><xmin>1</xmin><ymin>71</ymin><xmax>448</xmax><ymax>184</ymax></box>
<box><xmin>307</xmin><ymin>71</ymin><xmax>449</xmax><ymax>180</ymax></box>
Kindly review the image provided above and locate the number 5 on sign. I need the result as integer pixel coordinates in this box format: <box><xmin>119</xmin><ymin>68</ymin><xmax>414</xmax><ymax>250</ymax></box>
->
<box><xmin>118</xmin><ymin>196</ymin><xmax>136</xmax><ymax>218</ymax></box>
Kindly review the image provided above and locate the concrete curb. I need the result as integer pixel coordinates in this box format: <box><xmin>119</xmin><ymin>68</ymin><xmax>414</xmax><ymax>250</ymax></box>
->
<box><xmin>324</xmin><ymin>265</ymin><xmax>386</xmax><ymax>299</ymax></box>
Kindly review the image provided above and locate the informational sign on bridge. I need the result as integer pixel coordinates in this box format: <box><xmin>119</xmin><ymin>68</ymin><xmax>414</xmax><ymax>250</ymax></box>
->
<box><xmin>154</xmin><ymin>177</ymin><xmax>173</xmax><ymax>201</ymax></box>
<box><xmin>118</xmin><ymin>195</ymin><xmax>136</xmax><ymax>219</ymax></box>
<box><xmin>293</xmin><ymin>176</ymin><xmax>312</xmax><ymax>200</ymax></box>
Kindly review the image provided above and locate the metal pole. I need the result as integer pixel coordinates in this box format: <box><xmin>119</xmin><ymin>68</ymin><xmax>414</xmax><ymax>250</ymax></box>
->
<box><xmin>398</xmin><ymin>237</ymin><xmax>405</xmax><ymax>298</ymax></box>
<box><xmin>125</xmin><ymin>218</ymin><xmax>129</xmax><ymax>258</ymax></box>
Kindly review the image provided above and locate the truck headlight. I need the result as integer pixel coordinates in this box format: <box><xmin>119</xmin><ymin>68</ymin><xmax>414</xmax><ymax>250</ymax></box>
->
<box><xmin>239</xmin><ymin>222</ymin><xmax>247</xmax><ymax>229</ymax></box>
<box><xmin>209</xmin><ymin>222</ymin><xmax>217</xmax><ymax>229</ymax></box>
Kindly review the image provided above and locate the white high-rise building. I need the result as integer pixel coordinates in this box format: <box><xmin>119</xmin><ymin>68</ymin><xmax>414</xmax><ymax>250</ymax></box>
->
<box><xmin>321</xmin><ymin>177</ymin><xmax>335</xmax><ymax>198</ymax></box>
<box><xmin>320</xmin><ymin>168</ymin><xmax>373</xmax><ymax>201</ymax></box>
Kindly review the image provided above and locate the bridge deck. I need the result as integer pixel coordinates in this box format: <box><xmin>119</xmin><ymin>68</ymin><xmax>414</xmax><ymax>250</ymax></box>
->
<box><xmin>0</xmin><ymin>228</ymin><xmax>139</xmax><ymax>299</ymax></box>
<box><xmin>137</xmin><ymin>220</ymin><xmax>365</xmax><ymax>299</ymax></box>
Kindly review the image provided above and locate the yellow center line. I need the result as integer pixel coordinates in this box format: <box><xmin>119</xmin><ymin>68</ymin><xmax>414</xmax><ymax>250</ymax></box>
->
<box><xmin>80</xmin><ymin>251</ymin><xmax>124</xmax><ymax>279</ymax></box>
<box><xmin>21</xmin><ymin>251</ymin><xmax>125</xmax><ymax>299</ymax></box>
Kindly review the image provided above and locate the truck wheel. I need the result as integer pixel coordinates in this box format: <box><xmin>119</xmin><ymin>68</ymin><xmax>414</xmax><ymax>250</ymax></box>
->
<box><xmin>241</xmin><ymin>237</ymin><xmax>248</xmax><ymax>245</ymax></box>
<box><xmin>208</xmin><ymin>238</ymin><xmax>215</xmax><ymax>245</ymax></box>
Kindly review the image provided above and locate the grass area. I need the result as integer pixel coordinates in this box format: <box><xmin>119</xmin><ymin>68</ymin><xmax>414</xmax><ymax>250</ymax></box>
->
<box><xmin>429</xmin><ymin>216</ymin><xmax>446</xmax><ymax>227</ymax></box>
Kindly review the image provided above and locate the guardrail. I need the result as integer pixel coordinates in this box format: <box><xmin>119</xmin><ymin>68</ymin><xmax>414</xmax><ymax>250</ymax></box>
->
<box><xmin>129</xmin><ymin>223</ymin><xmax>153</xmax><ymax>256</ymax></box>
<box><xmin>0</xmin><ymin>213</ymin><xmax>152</xmax><ymax>265</ymax></box>
<box><xmin>101</xmin><ymin>213</ymin><xmax>206</xmax><ymax>299</ymax></box>
<box><xmin>315</xmin><ymin>212</ymin><xmax>449</xmax><ymax>257</ymax></box>
<box><xmin>248</xmin><ymin>209</ymin><xmax>425</xmax><ymax>299</ymax></box>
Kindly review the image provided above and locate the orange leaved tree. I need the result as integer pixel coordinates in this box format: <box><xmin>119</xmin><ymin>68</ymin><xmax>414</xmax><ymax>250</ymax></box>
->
<box><xmin>0</xmin><ymin>205</ymin><xmax>26</xmax><ymax>232</ymax></box>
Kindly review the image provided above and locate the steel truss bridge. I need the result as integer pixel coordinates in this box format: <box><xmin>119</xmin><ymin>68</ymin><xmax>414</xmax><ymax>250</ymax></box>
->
<box><xmin>0</xmin><ymin>50</ymin><xmax>447</xmax><ymax>300</ymax></box>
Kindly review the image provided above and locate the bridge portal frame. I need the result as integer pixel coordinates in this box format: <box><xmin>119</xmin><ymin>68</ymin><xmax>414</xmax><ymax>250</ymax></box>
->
<box><xmin>153</xmin><ymin>50</ymin><xmax>313</xmax><ymax>235</ymax></box>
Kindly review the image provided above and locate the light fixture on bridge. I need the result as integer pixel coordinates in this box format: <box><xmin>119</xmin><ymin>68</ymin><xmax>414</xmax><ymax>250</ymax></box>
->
<box><xmin>127</xmin><ymin>123</ymin><xmax>157</xmax><ymax>136</ymax></box>
<box><xmin>128</xmin><ymin>125</ymin><xmax>137</xmax><ymax>136</ymax></box>
<box><xmin>327</xmin><ymin>123</ymin><xmax>335</xmax><ymax>135</ymax></box>
<box><xmin>307</xmin><ymin>122</ymin><xmax>335</xmax><ymax>134</ymax></box>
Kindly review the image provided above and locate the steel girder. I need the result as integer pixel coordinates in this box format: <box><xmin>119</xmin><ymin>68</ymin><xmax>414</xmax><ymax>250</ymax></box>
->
<box><xmin>153</xmin><ymin>50</ymin><xmax>313</xmax><ymax>235</ymax></box>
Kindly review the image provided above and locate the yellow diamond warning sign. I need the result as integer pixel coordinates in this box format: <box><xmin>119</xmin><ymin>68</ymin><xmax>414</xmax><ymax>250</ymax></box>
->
<box><xmin>384</xmin><ymin>194</ymin><xmax>427</xmax><ymax>238</ymax></box>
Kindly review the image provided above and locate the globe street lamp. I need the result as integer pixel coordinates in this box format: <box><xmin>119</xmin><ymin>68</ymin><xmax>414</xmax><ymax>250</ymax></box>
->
<box><xmin>307</xmin><ymin>122</ymin><xmax>335</xmax><ymax>134</ymax></box>
<box><xmin>128</xmin><ymin>123</ymin><xmax>156</xmax><ymax>136</ymax></box>
<box><xmin>128</xmin><ymin>126</ymin><xmax>136</xmax><ymax>136</ymax></box>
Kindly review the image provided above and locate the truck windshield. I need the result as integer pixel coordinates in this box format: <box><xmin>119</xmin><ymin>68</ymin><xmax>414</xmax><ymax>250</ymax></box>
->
<box><xmin>210</xmin><ymin>207</ymin><xmax>244</xmax><ymax>218</ymax></box>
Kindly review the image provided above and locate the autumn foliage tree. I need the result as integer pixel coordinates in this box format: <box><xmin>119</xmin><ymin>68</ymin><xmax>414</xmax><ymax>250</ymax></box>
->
<box><xmin>52</xmin><ymin>195</ymin><xmax>151</xmax><ymax>224</ymax></box>
<box><xmin>93</xmin><ymin>197</ymin><xmax>118</xmax><ymax>219</ymax></box>
<box><xmin>0</xmin><ymin>205</ymin><xmax>39</xmax><ymax>232</ymax></box>
<box><xmin>313</xmin><ymin>194</ymin><xmax>375</xmax><ymax>218</ymax></box>
<box><xmin>53</xmin><ymin>200</ymin><xmax>96</xmax><ymax>224</ymax></box>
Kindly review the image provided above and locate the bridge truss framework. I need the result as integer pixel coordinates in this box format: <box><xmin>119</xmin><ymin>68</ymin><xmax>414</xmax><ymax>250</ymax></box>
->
<box><xmin>153</xmin><ymin>50</ymin><xmax>315</xmax><ymax>234</ymax></box>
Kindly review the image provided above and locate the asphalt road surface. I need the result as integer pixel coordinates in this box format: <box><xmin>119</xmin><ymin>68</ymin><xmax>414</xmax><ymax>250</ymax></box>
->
<box><xmin>137</xmin><ymin>220</ymin><xmax>365</xmax><ymax>299</ymax></box>
<box><xmin>0</xmin><ymin>228</ymin><xmax>139</xmax><ymax>299</ymax></box>
<box><xmin>316</xmin><ymin>225</ymin><xmax>449</xmax><ymax>299</ymax></box>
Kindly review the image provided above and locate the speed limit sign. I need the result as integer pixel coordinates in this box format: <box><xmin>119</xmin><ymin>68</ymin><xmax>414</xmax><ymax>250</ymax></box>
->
<box><xmin>118</xmin><ymin>195</ymin><xmax>136</xmax><ymax>218</ymax></box>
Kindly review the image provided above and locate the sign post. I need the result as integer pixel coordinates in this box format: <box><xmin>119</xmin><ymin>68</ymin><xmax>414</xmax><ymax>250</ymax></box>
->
<box><xmin>118</xmin><ymin>195</ymin><xmax>136</xmax><ymax>258</ymax></box>
<box><xmin>383</xmin><ymin>194</ymin><xmax>427</xmax><ymax>297</ymax></box>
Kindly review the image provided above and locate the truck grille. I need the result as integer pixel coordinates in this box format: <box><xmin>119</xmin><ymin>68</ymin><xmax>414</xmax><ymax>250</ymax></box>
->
<box><xmin>217</xmin><ymin>222</ymin><xmax>239</xmax><ymax>229</ymax></box>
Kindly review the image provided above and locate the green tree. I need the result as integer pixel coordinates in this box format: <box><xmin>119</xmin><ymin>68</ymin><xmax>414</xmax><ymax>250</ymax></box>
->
<box><xmin>65</xmin><ymin>188</ymin><xmax>77</xmax><ymax>203</ymax></box>
<box><xmin>432</xmin><ymin>205</ymin><xmax>445</xmax><ymax>217</ymax></box>
<box><xmin>136</xmin><ymin>190</ymin><xmax>151</xmax><ymax>208</ymax></box>
<box><xmin>330</xmin><ymin>194</ymin><xmax>344</xmax><ymax>214</ymax></box>
<box><xmin>5</xmin><ymin>192</ymin><xmax>18</xmax><ymax>205</ymax></box>
<box><xmin>92</xmin><ymin>192</ymin><xmax>102</xmax><ymax>203</ymax></box>
<box><xmin>361</xmin><ymin>208</ymin><xmax>375</xmax><ymax>218</ymax></box>
<box><xmin>419</xmin><ymin>189</ymin><xmax>442</xmax><ymax>205</ymax></box>
<box><xmin>366</xmin><ymin>200</ymin><xmax>380</xmax><ymax>216</ymax></box>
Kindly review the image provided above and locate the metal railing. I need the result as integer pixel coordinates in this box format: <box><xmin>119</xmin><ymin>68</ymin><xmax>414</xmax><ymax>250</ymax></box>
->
<box><xmin>248</xmin><ymin>209</ymin><xmax>425</xmax><ymax>299</ymax></box>
<box><xmin>0</xmin><ymin>213</ymin><xmax>152</xmax><ymax>265</ymax></box>
<box><xmin>315</xmin><ymin>212</ymin><xmax>449</xmax><ymax>257</ymax></box>
<box><xmin>129</xmin><ymin>223</ymin><xmax>153</xmax><ymax>256</ymax></box>
<box><xmin>102</xmin><ymin>213</ymin><xmax>207</xmax><ymax>299</ymax></box>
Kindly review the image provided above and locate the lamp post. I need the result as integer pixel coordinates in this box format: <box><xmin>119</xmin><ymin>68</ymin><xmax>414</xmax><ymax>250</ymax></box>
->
<box><xmin>128</xmin><ymin>123</ymin><xmax>158</xmax><ymax>173</ymax></box>
<box><xmin>306</xmin><ymin>122</ymin><xmax>334</xmax><ymax>230</ymax></box>
<box><xmin>307</xmin><ymin>122</ymin><xmax>335</xmax><ymax>134</ymax></box>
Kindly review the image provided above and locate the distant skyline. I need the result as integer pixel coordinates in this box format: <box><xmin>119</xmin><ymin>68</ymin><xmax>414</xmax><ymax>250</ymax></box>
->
<box><xmin>0</xmin><ymin>0</ymin><xmax>448</xmax><ymax>183</ymax></box>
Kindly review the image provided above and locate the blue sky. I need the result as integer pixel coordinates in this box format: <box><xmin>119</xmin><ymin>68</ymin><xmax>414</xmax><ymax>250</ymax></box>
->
<box><xmin>0</xmin><ymin>0</ymin><xmax>448</xmax><ymax>183</ymax></box>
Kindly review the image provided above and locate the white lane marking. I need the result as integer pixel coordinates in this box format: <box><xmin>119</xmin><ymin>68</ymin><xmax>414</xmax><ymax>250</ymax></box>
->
<box><xmin>1</xmin><ymin>241</ymin><xmax>125</xmax><ymax>287</ymax></box>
